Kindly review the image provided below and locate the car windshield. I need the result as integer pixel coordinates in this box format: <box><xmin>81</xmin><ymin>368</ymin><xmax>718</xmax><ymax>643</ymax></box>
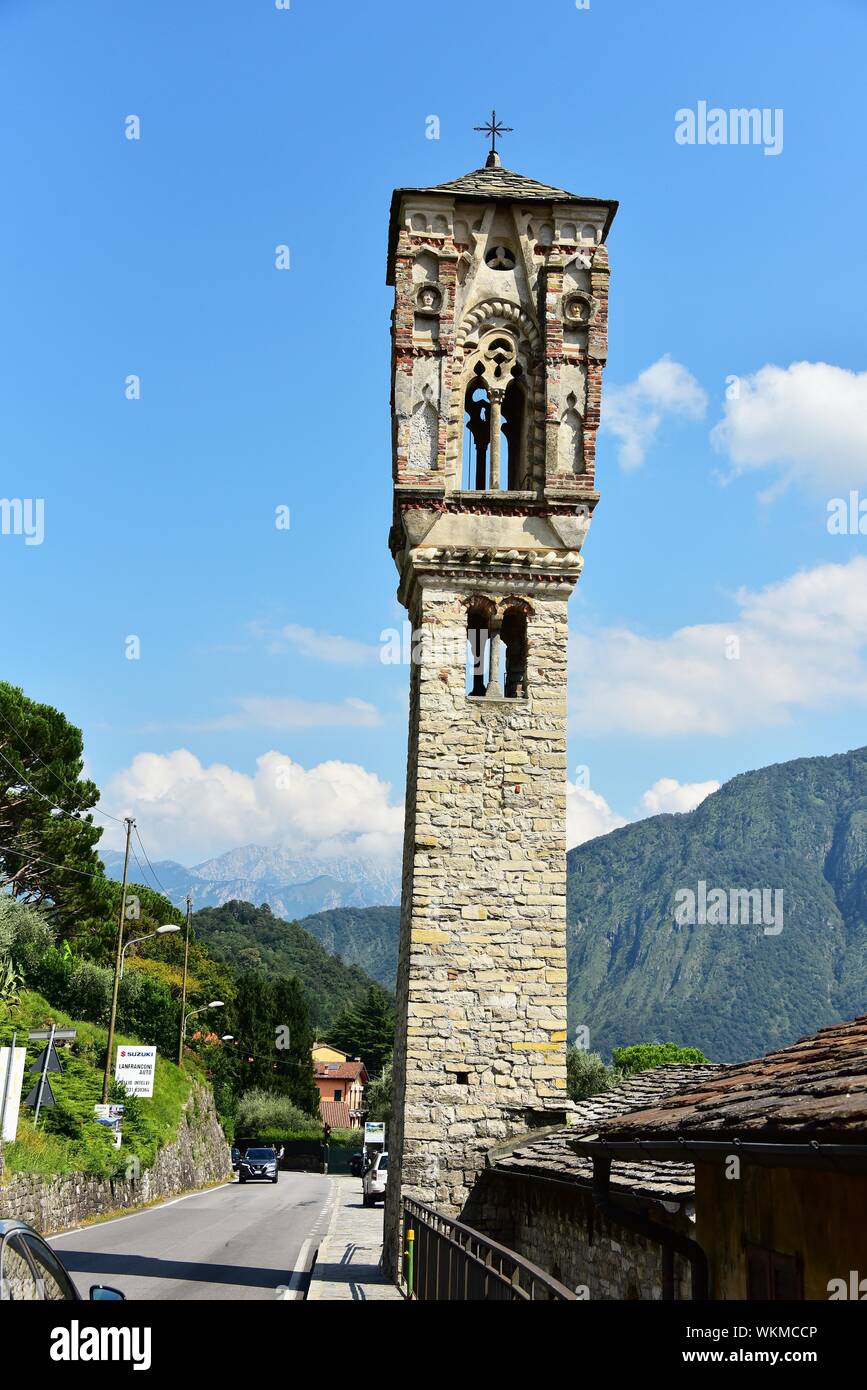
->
<box><xmin>245</xmin><ymin>1149</ymin><xmax>274</xmax><ymax>1160</ymax></box>
<box><xmin>378</xmin><ymin>1156</ymin><xmax>388</xmax><ymax>1170</ymax></box>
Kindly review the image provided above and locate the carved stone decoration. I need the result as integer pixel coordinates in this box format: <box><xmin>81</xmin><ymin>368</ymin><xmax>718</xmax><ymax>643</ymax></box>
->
<box><xmin>563</xmin><ymin>291</ymin><xmax>597</xmax><ymax>325</ymax></box>
<box><xmin>415</xmin><ymin>283</ymin><xmax>444</xmax><ymax>314</ymax></box>
<box><xmin>558</xmin><ymin>392</ymin><xmax>584</xmax><ymax>474</ymax></box>
<box><xmin>409</xmin><ymin>385</ymin><xmax>439</xmax><ymax>470</ymax></box>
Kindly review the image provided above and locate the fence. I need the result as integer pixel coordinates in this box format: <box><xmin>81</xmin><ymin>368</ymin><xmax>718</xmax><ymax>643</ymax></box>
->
<box><xmin>402</xmin><ymin>1196</ymin><xmax>577</xmax><ymax>1301</ymax></box>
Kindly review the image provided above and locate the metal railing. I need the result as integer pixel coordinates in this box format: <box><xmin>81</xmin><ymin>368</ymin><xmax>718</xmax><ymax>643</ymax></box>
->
<box><xmin>402</xmin><ymin>1197</ymin><xmax>577</xmax><ymax>1301</ymax></box>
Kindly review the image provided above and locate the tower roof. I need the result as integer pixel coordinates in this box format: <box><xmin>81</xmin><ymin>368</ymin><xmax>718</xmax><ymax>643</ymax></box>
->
<box><xmin>387</xmin><ymin>163</ymin><xmax>618</xmax><ymax>282</ymax></box>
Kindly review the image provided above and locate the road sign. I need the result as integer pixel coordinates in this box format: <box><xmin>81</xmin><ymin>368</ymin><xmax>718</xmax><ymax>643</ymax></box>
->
<box><xmin>29</xmin><ymin>1045</ymin><xmax>63</xmax><ymax>1075</ymax></box>
<box><xmin>364</xmin><ymin>1121</ymin><xmax>385</xmax><ymax>1148</ymax></box>
<box><xmin>0</xmin><ymin>1045</ymin><xmax>26</xmax><ymax>1142</ymax></box>
<box><xmin>24</xmin><ymin>1077</ymin><xmax>56</xmax><ymax>1110</ymax></box>
<box><xmin>115</xmin><ymin>1045</ymin><xmax>157</xmax><ymax>1098</ymax></box>
<box><xmin>27</xmin><ymin>1030</ymin><xmax>76</xmax><ymax>1042</ymax></box>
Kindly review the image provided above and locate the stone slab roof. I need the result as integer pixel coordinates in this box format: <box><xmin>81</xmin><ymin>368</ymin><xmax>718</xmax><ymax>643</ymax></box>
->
<box><xmin>601</xmin><ymin>1016</ymin><xmax>867</xmax><ymax>1146</ymax></box>
<box><xmin>494</xmin><ymin>1064</ymin><xmax>727</xmax><ymax>1203</ymax></box>
<box><xmin>386</xmin><ymin>164</ymin><xmax>619</xmax><ymax>282</ymax></box>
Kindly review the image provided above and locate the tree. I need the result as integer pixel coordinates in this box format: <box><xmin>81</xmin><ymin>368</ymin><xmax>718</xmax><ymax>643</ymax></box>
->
<box><xmin>566</xmin><ymin>1048</ymin><xmax>616</xmax><ymax>1101</ymax></box>
<box><xmin>327</xmin><ymin>986</ymin><xmax>395</xmax><ymax>1078</ymax></box>
<box><xmin>365</xmin><ymin>1051</ymin><xmax>393</xmax><ymax>1123</ymax></box>
<box><xmin>0</xmin><ymin>682</ymin><xmax>109</xmax><ymax>941</ymax></box>
<box><xmin>612</xmin><ymin>1042</ymin><xmax>709</xmax><ymax>1075</ymax></box>
<box><xmin>272</xmin><ymin>975</ymin><xmax>320</xmax><ymax>1116</ymax></box>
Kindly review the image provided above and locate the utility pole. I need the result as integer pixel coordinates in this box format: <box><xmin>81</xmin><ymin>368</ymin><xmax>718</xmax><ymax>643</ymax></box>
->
<box><xmin>178</xmin><ymin>894</ymin><xmax>192</xmax><ymax>1066</ymax></box>
<box><xmin>102</xmin><ymin>816</ymin><xmax>134</xmax><ymax>1104</ymax></box>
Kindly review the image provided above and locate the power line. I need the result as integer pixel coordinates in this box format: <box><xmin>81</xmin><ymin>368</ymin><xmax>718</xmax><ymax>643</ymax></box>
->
<box><xmin>0</xmin><ymin>843</ymin><xmax>110</xmax><ymax>882</ymax></box>
<box><xmin>133</xmin><ymin>825</ymin><xmax>169</xmax><ymax>898</ymax></box>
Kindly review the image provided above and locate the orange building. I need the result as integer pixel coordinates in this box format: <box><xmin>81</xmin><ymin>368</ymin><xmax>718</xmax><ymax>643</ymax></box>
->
<box><xmin>312</xmin><ymin>1044</ymin><xmax>368</xmax><ymax>1129</ymax></box>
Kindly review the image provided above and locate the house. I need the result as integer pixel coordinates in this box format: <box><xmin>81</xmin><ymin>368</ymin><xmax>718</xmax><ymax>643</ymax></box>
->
<box><xmin>585</xmin><ymin>1016</ymin><xmax>867</xmax><ymax>1299</ymax></box>
<box><xmin>312</xmin><ymin>1047</ymin><xmax>368</xmax><ymax>1129</ymax></box>
<box><xmin>461</xmin><ymin>1064</ymin><xmax>727</xmax><ymax>1300</ymax></box>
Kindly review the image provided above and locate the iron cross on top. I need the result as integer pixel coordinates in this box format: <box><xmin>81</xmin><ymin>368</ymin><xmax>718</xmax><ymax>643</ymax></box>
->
<box><xmin>474</xmin><ymin>109</ymin><xmax>513</xmax><ymax>159</ymax></box>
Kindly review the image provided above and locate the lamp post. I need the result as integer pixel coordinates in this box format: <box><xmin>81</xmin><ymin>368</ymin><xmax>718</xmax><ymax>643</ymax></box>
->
<box><xmin>177</xmin><ymin>895</ymin><xmax>192</xmax><ymax>1066</ymax></box>
<box><xmin>120</xmin><ymin>924</ymin><xmax>180</xmax><ymax>979</ymax></box>
<box><xmin>180</xmin><ymin>1001</ymin><xmax>224</xmax><ymax>1066</ymax></box>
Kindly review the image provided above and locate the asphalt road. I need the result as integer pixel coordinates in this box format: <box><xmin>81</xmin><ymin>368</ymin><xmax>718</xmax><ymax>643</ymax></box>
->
<box><xmin>50</xmin><ymin>1172</ymin><xmax>335</xmax><ymax>1301</ymax></box>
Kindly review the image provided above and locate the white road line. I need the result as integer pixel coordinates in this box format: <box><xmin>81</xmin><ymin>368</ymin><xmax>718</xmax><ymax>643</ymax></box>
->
<box><xmin>48</xmin><ymin>1182</ymin><xmax>235</xmax><ymax>1241</ymax></box>
<box><xmin>275</xmin><ymin>1176</ymin><xmax>336</xmax><ymax>1301</ymax></box>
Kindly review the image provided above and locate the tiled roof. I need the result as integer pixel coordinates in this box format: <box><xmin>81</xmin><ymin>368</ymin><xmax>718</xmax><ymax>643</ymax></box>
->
<box><xmin>495</xmin><ymin>1064</ymin><xmax>727</xmax><ymax>1202</ymax></box>
<box><xmin>313</xmin><ymin>1060</ymin><xmax>367</xmax><ymax>1081</ymax></box>
<box><xmin>418</xmin><ymin>165</ymin><xmax>583</xmax><ymax>202</ymax></box>
<box><xmin>601</xmin><ymin>1016</ymin><xmax>867</xmax><ymax>1145</ymax></box>
<box><xmin>320</xmin><ymin>1100</ymin><xmax>351</xmax><ymax>1129</ymax></box>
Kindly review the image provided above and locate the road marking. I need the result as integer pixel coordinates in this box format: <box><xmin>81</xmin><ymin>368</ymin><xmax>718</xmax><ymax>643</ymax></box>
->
<box><xmin>275</xmin><ymin>1177</ymin><xmax>336</xmax><ymax>1301</ymax></box>
<box><xmin>49</xmin><ymin>1182</ymin><xmax>235</xmax><ymax>1241</ymax></box>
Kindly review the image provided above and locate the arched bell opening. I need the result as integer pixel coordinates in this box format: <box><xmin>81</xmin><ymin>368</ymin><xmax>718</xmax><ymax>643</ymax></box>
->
<box><xmin>463</xmin><ymin>366</ymin><xmax>490</xmax><ymax>490</ymax></box>
<box><xmin>501</xmin><ymin>607</ymin><xmax>528</xmax><ymax>699</ymax></box>
<box><xmin>466</xmin><ymin>605</ymin><xmax>490</xmax><ymax>697</ymax></box>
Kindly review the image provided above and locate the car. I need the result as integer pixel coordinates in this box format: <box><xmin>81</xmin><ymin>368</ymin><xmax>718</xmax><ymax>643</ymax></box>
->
<box><xmin>349</xmin><ymin>1151</ymin><xmax>365</xmax><ymax>1177</ymax></box>
<box><xmin>230</xmin><ymin>1144</ymin><xmax>241</xmax><ymax>1171</ymax></box>
<box><xmin>238</xmin><ymin>1147</ymin><xmax>279</xmax><ymax>1184</ymax></box>
<box><xmin>362</xmin><ymin>1150</ymin><xmax>388</xmax><ymax>1206</ymax></box>
<box><xmin>0</xmin><ymin>1219</ymin><xmax>125</xmax><ymax>1301</ymax></box>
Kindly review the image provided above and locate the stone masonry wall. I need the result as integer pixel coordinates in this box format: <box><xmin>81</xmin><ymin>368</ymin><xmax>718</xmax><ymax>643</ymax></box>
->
<box><xmin>466</xmin><ymin>1168</ymin><xmax>692</xmax><ymax>1301</ymax></box>
<box><xmin>385</xmin><ymin>580</ymin><xmax>572</xmax><ymax>1267</ymax></box>
<box><xmin>0</xmin><ymin>1081</ymin><xmax>231</xmax><ymax>1235</ymax></box>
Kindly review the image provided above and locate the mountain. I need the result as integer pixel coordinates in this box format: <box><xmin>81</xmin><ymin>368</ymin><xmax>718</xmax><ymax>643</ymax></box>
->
<box><xmin>100</xmin><ymin>843</ymin><xmax>400</xmax><ymax>919</ymax></box>
<box><xmin>189</xmin><ymin>899</ymin><xmax>387</xmax><ymax>1028</ymax></box>
<box><xmin>567</xmin><ymin>746</ymin><xmax>867</xmax><ymax>1063</ymax></box>
<box><xmin>296</xmin><ymin>906</ymin><xmax>400</xmax><ymax>989</ymax></box>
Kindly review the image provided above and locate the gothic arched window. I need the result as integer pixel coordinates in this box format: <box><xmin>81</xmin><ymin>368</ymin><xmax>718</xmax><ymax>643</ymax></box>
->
<box><xmin>501</xmin><ymin>607</ymin><xmax>528</xmax><ymax>698</ymax></box>
<box><xmin>463</xmin><ymin>370</ymin><xmax>491</xmax><ymax>489</ymax></box>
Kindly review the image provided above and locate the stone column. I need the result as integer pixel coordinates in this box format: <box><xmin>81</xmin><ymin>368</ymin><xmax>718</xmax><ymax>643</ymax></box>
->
<box><xmin>489</xmin><ymin>390</ymin><xmax>504</xmax><ymax>489</ymax></box>
<box><xmin>485</xmin><ymin>618</ymin><xmax>502</xmax><ymax>698</ymax></box>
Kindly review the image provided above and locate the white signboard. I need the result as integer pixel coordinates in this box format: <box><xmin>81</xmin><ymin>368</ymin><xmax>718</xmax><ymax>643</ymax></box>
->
<box><xmin>364</xmin><ymin>1121</ymin><xmax>385</xmax><ymax>1148</ymax></box>
<box><xmin>0</xmin><ymin>1046</ymin><xmax>26</xmax><ymax>1142</ymax></box>
<box><xmin>114</xmin><ymin>1045</ymin><xmax>157</xmax><ymax>1098</ymax></box>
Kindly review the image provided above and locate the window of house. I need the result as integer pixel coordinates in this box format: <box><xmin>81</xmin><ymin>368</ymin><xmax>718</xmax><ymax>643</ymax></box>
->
<box><xmin>333</xmin><ymin>1088</ymin><xmax>343</xmax><ymax>1102</ymax></box>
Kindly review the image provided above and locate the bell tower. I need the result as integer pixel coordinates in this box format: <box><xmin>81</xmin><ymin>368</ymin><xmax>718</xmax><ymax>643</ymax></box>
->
<box><xmin>383</xmin><ymin>125</ymin><xmax>617</xmax><ymax>1268</ymax></box>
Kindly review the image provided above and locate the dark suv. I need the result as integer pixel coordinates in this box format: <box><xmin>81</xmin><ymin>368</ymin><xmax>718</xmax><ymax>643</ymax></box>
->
<box><xmin>238</xmin><ymin>1147</ymin><xmax>279</xmax><ymax>1184</ymax></box>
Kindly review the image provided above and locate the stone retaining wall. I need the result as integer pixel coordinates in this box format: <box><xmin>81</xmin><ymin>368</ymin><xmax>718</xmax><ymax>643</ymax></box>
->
<box><xmin>0</xmin><ymin>1081</ymin><xmax>231</xmax><ymax>1234</ymax></box>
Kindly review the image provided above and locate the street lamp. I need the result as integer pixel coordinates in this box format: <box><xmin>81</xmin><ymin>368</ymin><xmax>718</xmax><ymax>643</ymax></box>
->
<box><xmin>120</xmin><ymin>924</ymin><xmax>180</xmax><ymax>979</ymax></box>
<box><xmin>180</xmin><ymin>1000</ymin><xmax>224</xmax><ymax>1065</ymax></box>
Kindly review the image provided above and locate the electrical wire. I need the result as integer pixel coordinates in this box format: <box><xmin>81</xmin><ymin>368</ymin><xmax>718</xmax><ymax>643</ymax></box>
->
<box><xmin>0</xmin><ymin>706</ymin><xmax>125</xmax><ymax>824</ymax></box>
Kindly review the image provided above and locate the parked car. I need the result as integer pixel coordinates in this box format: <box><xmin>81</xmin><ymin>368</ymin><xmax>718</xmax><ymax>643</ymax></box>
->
<box><xmin>0</xmin><ymin>1220</ymin><xmax>125</xmax><ymax>1301</ymax></box>
<box><xmin>349</xmin><ymin>1151</ymin><xmax>365</xmax><ymax>1177</ymax></box>
<box><xmin>362</xmin><ymin>1151</ymin><xmax>388</xmax><ymax>1206</ymax></box>
<box><xmin>238</xmin><ymin>1147</ymin><xmax>279</xmax><ymax>1184</ymax></box>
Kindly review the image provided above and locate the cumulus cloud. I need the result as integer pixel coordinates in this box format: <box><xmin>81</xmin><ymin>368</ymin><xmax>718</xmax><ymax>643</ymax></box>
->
<box><xmin>102</xmin><ymin>750</ymin><xmax>404</xmax><ymax>864</ymax></box>
<box><xmin>566</xmin><ymin>782</ymin><xmax>627</xmax><ymax>848</ymax></box>
<box><xmin>602</xmin><ymin>355</ymin><xmax>708</xmax><ymax>470</ymax></box>
<box><xmin>203</xmin><ymin>695</ymin><xmax>381</xmax><ymax>730</ymax></box>
<box><xmin>641</xmin><ymin>777</ymin><xmax>720</xmax><ymax>815</ymax></box>
<box><xmin>711</xmin><ymin>361</ymin><xmax>867</xmax><ymax>492</ymax></box>
<box><xmin>570</xmin><ymin>556</ymin><xmax>867</xmax><ymax>735</ymax></box>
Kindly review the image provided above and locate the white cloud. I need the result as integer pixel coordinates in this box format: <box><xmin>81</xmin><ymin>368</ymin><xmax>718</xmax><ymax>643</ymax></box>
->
<box><xmin>602</xmin><ymin>355</ymin><xmax>708</xmax><ymax>470</ymax></box>
<box><xmin>641</xmin><ymin>777</ymin><xmax>720</xmax><ymax>815</ymax></box>
<box><xmin>570</xmin><ymin>556</ymin><xmax>867</xmax><ymax>735</ymax></box>
<box><xmin>566</xmin><ymin>782</ymin><xmax>627</xmax><ymax>848</ymax></box>
<box><xmin>276</xmin><ymin>624</ymin><xmax>380</xmax><ymax>665</ymax></box>
<box><xmin>203</xmin><ymin>695</ymin><xmax>381</xmax><ymax>730</ymax></box>
<box><xmin>103</xmin><ymin>749</ymin><xmax>404</xmax><ymax>864</ymax></box>
<box><xmin>711</xmin><ymin>361</ymin><xmax>867</xmax><ymax>493</ymax></box>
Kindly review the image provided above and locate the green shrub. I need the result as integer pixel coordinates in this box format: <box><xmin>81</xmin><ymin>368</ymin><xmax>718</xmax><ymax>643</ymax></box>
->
<box><xmin>234</xmin><ymin>1087</ymin><xmax>317</xmax><ymax>1137</ymax></box>
<box><xmin>611</xmin><ymin>1042</ymin><xmax>709</xmax><ymax>1075</ymax></box>
<box><xmin>566</xmin><ymin>1048</ymin><xmax>618</xmax><ymax>1101</ymax></box>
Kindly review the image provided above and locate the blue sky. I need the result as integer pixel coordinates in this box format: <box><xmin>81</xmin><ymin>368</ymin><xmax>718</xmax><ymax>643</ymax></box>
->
<box><xmin>1</xmin><ymin>0</ymin><xmax>865</xmax><ymax>867</ymax></box>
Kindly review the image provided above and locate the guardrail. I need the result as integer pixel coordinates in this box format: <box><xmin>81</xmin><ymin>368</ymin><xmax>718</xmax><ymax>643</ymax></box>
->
<box><xmin>402</xmin><ymin>1196</ymin><xmax>577</xmax><ymax>1301</ymax></box>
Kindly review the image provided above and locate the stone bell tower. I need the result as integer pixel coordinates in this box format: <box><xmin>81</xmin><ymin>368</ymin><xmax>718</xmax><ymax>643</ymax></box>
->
<box><xmin>383</xmin><ymin>126</ymin><xmax>617</xmax><ymax>1269</ymax></box>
